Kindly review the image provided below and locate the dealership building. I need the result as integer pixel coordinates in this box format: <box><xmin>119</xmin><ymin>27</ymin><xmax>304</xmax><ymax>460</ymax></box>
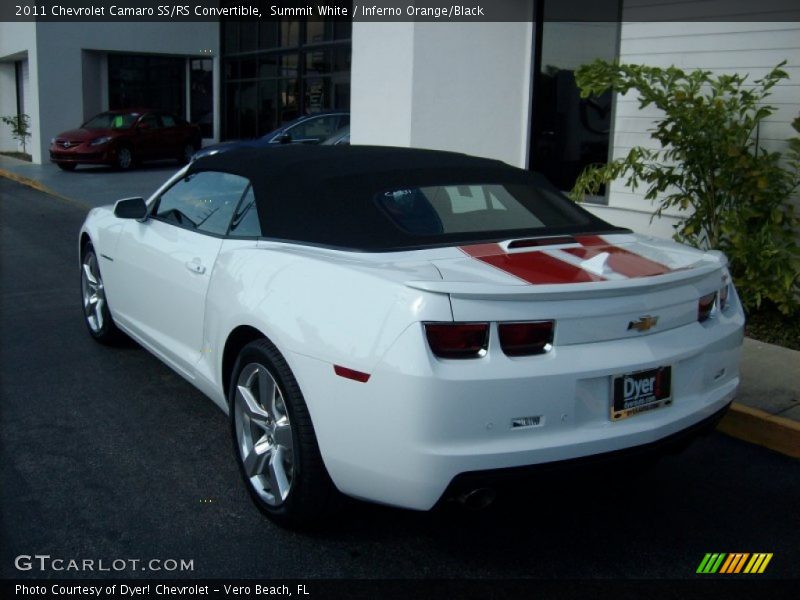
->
<box><xmin>1</xmin><ymin>0</ymin><xmax>799</xmax><ymax>236</ymax></box>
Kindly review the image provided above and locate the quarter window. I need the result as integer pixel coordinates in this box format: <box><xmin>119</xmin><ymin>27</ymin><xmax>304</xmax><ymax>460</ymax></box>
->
<box><xmin>154</xmin><ymin>171</ymin><xmax>250</xmax><ymax>236</ymax></box>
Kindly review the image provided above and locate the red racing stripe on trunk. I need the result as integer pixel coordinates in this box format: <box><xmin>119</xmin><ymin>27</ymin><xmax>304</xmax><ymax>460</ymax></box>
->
<box><xmin>461</xmin><ymin>243</ymin><xmax>605</xmax><ymax>284</ymax></box>
<box><xmin>570</xmin><ymin>235</ymin><xmax>672</xmax><ymax>278</ymax></box>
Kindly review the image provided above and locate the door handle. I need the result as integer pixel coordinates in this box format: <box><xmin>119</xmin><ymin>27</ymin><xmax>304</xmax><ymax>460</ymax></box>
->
<box><xmin>185</xmin><ymin>260</ymin><xmax>206</xmax><ymax>274</ymax></box>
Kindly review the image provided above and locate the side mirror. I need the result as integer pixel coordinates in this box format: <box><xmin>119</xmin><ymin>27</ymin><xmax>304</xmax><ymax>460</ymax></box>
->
<box><xmin>277</xmin><ymin>133</ymin><xmax>292</xmax><ymax>144</ymax></box>
<box><xmin>114</xmin><ymin>197</ymin><xmax>148</xmax><ymax>220</ymax></box>
<box><xmin>137</xmin><ymin>123</ymin><xmax>150</xmax><ymax>131</ymax></box>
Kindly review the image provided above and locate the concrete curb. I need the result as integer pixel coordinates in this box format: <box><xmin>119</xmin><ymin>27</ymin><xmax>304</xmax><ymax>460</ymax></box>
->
<box><xmin>1</xmin><ymin>167</ymin><xmax>798</xmax><ymax>460</ymax></box>
<box><xmin>718</xmin><ymin>403</ymin><xmax>800</xmax><ymax>459</ymax></box>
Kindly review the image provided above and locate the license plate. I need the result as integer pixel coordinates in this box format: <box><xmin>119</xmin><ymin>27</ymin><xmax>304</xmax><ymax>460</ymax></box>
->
<box><xmin>611</xmin><ymin>366</ymin><xmax>672</xmax><ymax>420</ymax></box>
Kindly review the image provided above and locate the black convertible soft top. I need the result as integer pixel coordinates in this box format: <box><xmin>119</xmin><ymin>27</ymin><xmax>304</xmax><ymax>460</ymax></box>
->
<box><xmin>188</xmin><ymin>145</ymin><xmax>624</xmax><ymax>251</ymax></box>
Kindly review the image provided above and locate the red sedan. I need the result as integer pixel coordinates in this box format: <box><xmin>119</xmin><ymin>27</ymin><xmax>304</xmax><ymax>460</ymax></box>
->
<box><xmin>50</xmin><ymin>109</ymin><xmax>202</xmax><ymax>171</ymax></box>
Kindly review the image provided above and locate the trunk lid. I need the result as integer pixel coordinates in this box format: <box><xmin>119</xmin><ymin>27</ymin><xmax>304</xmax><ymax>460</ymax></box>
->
<box><xmin>408</xmin><ymin>233</ymin><xmax>729</xmax><ymax>345</ymax></box>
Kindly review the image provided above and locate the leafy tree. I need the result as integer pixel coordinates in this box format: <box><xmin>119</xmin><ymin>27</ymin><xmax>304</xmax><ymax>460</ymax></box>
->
<box><xmin>1</xmin><ymin>113</ymin><xmax>31</xmax><ymax>156</ymax></box>
<box><xmin>570</xmin><ymin>61</ymin><xmax>800</xmax><ymax>314</ymax></box>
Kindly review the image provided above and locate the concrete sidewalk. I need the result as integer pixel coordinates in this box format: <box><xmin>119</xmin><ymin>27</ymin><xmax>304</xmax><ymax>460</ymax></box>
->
<box><xmin>1</xmin><ymin>153</ymin><xmax>798</xmax><ymax>458</ymax></box>
<box><xmin>0</xmin><ymin>153</ymin><xmax>179</xmax><ymax>208</ymax></box>
<box><xmin>720</xmin><ymin>338</ymin><xmax>800</xmax><ymax>458</ymax></box>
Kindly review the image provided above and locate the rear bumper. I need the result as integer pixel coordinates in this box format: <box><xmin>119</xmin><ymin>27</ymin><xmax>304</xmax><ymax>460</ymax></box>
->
<box><xmin>290</xmin><ymin>304</ymin><xmax>744</xmax><ymax>511</ymax></box>
<box><xmin>443</xmin><ymin>399</ymin><xmax>730</xmax><ymax>497</ymax></box>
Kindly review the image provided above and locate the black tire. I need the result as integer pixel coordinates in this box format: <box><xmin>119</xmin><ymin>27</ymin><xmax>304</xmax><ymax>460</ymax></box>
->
<box><xmin>80</xmin><ymin>242</ymin><xmax>124</xmax><ymax>345</ymax></box>
<box><xmin>57</xmin><ymin>163</ymin><xmax>77</xmax><ymax>171</ymax></box>
<box><xmin>115</xmin><ymin>145</ymin><xmax>134</xmax><ymax>170</ymax></box>
<box><xmin>229</xmin><ymin>338</ymin><xmax>340</xmax><ymax>527</ymax></box>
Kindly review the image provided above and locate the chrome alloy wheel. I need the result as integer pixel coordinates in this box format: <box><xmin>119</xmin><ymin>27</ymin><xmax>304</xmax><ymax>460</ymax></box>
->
<box><xmin>81</xmin><ymin>251</ymin><xmax>106</xmax><ymax>333</ymax></box>
<box><xmin>117</xmin><ymin>147</ymin><xmax>132</xmax><ymax>169</ymax></box>
<box><xmin>234</xmin><ymin>363</ymin><xmax>295</xmax><ymax>506</ymax></box>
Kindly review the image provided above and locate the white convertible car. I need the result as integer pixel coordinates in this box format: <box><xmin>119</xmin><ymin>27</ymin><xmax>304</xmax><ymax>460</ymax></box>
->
<box><xmin>79</xmin><ymin>146</ymin><xmax>744</xmax><ymax>525</ymax></box>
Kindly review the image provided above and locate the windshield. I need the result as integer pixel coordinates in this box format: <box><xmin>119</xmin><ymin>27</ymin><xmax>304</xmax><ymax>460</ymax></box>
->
<box><xmin>83</xmin><ymin>112</ymin><xmax>140</xmax><ymax>130</ymax></box>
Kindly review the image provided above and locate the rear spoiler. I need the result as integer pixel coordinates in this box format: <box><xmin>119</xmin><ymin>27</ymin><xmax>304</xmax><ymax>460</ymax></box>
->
<box><xmin>405</xmin><ymin>260</ymin><xmax>725</xmax><ymax>301</ymax></box>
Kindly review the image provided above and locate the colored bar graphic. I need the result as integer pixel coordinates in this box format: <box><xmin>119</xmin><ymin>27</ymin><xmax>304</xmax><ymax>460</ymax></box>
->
<box><xmin>710</xmin><ymin>553</ymin><xmax>726</xmax><ymax>573</ymax></box>
<box><xmin>752</xmin><ymin>554</ymin><xmax>766</xmax><ymax>573</ymax></box>
<box><xmin>701</xmin><ymin>553</ymin><xmax>772</xmax><ymax>574</ymax></box>
<box><xmin>719</xmin><ymin>554</ymin><xmax>736</xmax><ymax>574</ymax></box>
<box><xmin>697</xmin><ymin>553</ymin><xmax>713</xmax><ymax>574</ymax></box>
<box><xmin>733</xmin><ymin>553</ymin><xmax>750</xmax><ymax>573</ymax></box>
<box><xmin>744</xmin><ymin>554</ymin><xmax>759</xmax><ymax>573</ymax></box>
<box><xmin>758</xmin><ymin>554</ymin><xmax>773</xmax><ymax>573</ymax></box>
<box><xmin>719</xmin><ymin>553</ymin><xmax>749</xmax><ymax>574</ymax></box>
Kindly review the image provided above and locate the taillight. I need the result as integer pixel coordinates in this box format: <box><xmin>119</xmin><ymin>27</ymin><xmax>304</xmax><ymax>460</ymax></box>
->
<box><xmin>698</xmin><ymin>292</ymin><xmax>717</xmax><ymax>322</ymax></box>
<box><xmin>425</xmin><ymin>323</ymin><xmax>489</xmax><ymax>359</ymax></box>
<box><xmin>719</xmin><ymin>284</ymin><xmax>729</xmax><ymax>311</ymax></box>
<box><xmin>498</xmin><ymin>321</ymin><xmax>554</xmax><ymax>356</ymax></box>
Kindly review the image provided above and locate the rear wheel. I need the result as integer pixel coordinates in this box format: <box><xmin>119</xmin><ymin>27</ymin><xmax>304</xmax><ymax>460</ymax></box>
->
<box><xmin>57</xmin><ymin>163</ymin><xmax>76</xmax><ymax>171</ymax></box>
<box><xmin>229</xmin><ymin>338</ymin><xmax>339</xmax><ymax>527</ymax></box>
<box><xmin>81</xmin><ymin>243</ymin><xmax>123</xmax><ymax>344</ymax></box>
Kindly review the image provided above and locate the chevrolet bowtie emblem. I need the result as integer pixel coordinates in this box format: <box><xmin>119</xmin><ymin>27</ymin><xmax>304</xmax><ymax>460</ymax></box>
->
<box><xmin>628</xmin><ymin>315</ymin><xmax>659</xmax><ymax>332</ymax></box>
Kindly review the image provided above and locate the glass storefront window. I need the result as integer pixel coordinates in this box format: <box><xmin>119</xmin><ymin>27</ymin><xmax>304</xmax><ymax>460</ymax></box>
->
<box><xmin>258</xmin><ymin>80</ymin><xmax>278</xmax><ymax>134</ymax></box>
<box><xmin>240</xmin><ymin>58</ymin><xmax>257</xmax><ymax>80</ymax></box>
<box><xmin>190</xmin><ymin>59</ymin><xmax>214</xmax><ymax>138</ymax></box>
<box><xmin>224</xmin><ymin>20</ymin><xmax>239</xmax><ymax>54</ymax></box>
<box><xmin>240</xmin><ymin>82</ymin><xmax>257</xmax><ymax>138</ymax></box>
<box><xmin>306</xmin><ymin>19</ymin><xmax>352</xmax><ymax>43</ymax></box>
<box><xmin>240</xmin><ymin>22</ymin><xmax>258</xmax><ymax>52</ymax></box>
<box><xmin>221</xmin><ymin>18</ymin><xmax>351</xmax><ymax>140</ymax></box>
<box><xmin>226</xmin><ymin>83</ymin><xmax>240</xmax><ymax>139</ymax></box>
<box><xmin>259</xmin><ymin>22</ymin><xmax>278</xmax><ymax>49</ymax></box>
<box><xmin>280</xmin><ymin>19</ymin><xmax>300</xmax><ymax>47</ymax></box>
<box><xmin>279</xmin><ymin>79</ymin><xmax>300</xmax><ymax>122</ymax></box>
<box><xmin>305</xmin><ymin>47</ymin><xmax>350</xmax><ymax>75</ymax></box>
<box><xmin>108</xmin><ymin>54</ymin><xmax>185</xmax><ymax>118</ymax></box>
<box><xmin>530</xmin><ymin>0</ymin><xmax>621</xmax><ymax>199</ymax></box>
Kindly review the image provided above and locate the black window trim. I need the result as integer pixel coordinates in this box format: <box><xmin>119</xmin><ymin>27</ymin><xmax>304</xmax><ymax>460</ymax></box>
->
<box><xmin>226</xmin><ymin>183</ymin><xmax>263</xmax><ymax>239</ymax></box>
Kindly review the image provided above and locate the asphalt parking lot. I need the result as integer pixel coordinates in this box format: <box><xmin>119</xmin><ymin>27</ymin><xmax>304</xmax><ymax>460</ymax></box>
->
<box><xmin>1</xmin><ymin>177</ymin><xmax>799</xmax><ymax>583</ymax></box>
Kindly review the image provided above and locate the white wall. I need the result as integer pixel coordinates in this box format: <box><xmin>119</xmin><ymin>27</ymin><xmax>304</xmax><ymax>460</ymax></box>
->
<box><xmin>352</xmin><ymin>14</ymin><xmax>533</xmax><ymax>168</ymax></box>
<box><xmin>351</xmin><ymin>22</ymin><xmax>416</xmax><ymax>147</ymax></box>
<box><xmin>588</xmin><ymin>21</ymin><xmax>800</xmax><ymax>238</ymax></box>
<box><xmin>0</xmin><ymin>63</ymin><xmax>18</xmax><ymax>152</ymax></box>
<box><xmin>0</xmin><ymin>22</ymin><xmax>37</xmax><ymax>156</ymax></box>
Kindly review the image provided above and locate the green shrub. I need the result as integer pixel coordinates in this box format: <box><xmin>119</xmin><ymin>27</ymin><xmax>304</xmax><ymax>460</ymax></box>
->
<box><xmin>570</xmin><ymin>60</ymin><xmax>800</xmax><ymax>314</ymax></box>
<box><xmin>1</xmin><ymin>113</ymin><xmax>31</xmax><ymax>155</ymax></box>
